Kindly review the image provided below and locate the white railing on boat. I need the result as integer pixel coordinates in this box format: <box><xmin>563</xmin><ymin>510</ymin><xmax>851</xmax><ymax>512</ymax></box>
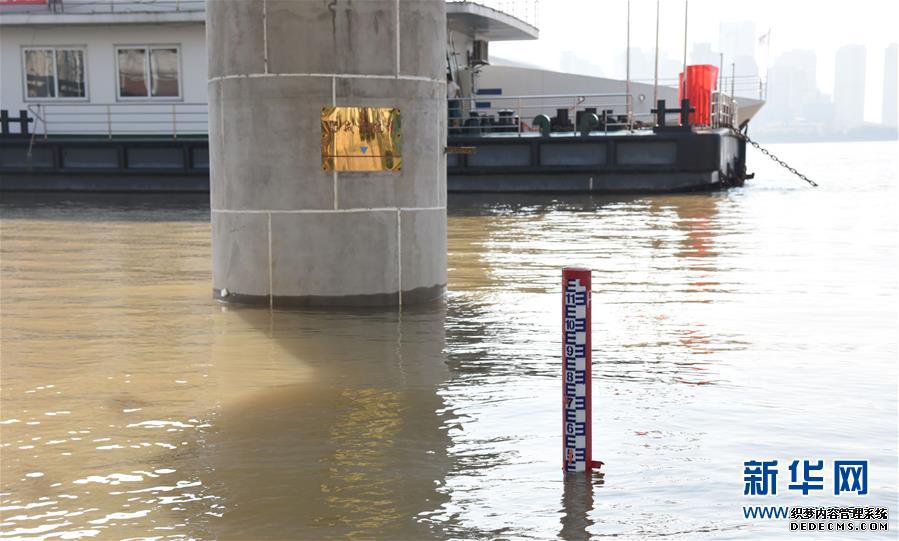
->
<box><xmin>449</xmin><ymin>92</ymin><xmax>641</xmax><ymax>136</ymax></box>
<box><xmin>1</xmin><ymin>0</ymin><xmax>205</xmax><ymax>14</ymax></box>
<box><xmin>26</xmin><ymin>102</ymin><xmax>208</xmax><ymax>139</ymax></box>
<box><xmin>710</xmin><ymin>91</ymin><xmax>739</xmax><ymax>129</ymax></box>
<box><xmin>19</xmin><ymin>91</ymin><xmax>737</xmax><ymax>140</ymax></box>
<box><xmin>447</xmin><ymin>90</ymin><xmax>740</xmax><ymax>136</ymax></box>
<box><xmin>633</xmin><ymin>75</ymin><xmax>766</xmax><ymax>101</ymax></box>
<box><xmin>446</xmin><ymin>0</ymin><xmax>539</xmax><ymax>29</ymax></box>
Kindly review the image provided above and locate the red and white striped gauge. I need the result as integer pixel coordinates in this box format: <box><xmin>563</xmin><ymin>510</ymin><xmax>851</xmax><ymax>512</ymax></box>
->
<box><xmin>562</xmin><ymin>267</ymin><xmax>597</xmax><ymax>475</ymax></box>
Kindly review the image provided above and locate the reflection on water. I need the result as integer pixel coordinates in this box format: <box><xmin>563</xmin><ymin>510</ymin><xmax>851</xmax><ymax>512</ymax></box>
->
<box><xmin>2</xmin><ymin>141</ymin><xmax>897</xmax><ymax>539</ymax></box>
<box><xmin>559</xmin><ymin>477</ymin><xmax>596</xmax><ymax>541</ymax></box>
<box><xmin>197</xmin><ymin>307</ymin><xmax>452</xmax><ymax>540</ymax></box>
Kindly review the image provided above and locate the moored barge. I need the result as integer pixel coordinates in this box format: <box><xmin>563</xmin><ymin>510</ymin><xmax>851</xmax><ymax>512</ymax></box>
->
<box><xmin>0</xmin><ymin>0</ymin><xmax>761</xmax><ymax>194</ymax></box>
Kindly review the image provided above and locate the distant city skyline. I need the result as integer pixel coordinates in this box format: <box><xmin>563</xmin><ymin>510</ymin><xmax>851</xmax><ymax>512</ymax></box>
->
<box><xmin>489</xmin><ymin>0</ymin><xmax>898</xmax><ymax>124</ymax></box>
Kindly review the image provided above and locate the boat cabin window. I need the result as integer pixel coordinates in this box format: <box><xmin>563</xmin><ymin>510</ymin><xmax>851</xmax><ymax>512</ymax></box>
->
<box><xmin>23</xmin><ymin>47</ymin><xmax>87</xmax><ymax>100</ymax></box>
<box><xmin>115</xmin><ymin>46</ymin><xmax>181</xmax><ymax>100</ymax></box>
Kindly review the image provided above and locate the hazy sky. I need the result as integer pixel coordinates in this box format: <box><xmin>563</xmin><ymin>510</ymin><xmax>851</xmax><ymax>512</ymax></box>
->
<box><xmin>488</xmin><ymin>0</ymin><xmax>898</xmax><ymax>122</ymax></box>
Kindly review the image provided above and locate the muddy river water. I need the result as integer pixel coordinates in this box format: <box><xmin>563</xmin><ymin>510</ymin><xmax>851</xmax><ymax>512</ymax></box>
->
<box><xmin>1</xmin><ymin>141</ymin><xmax>897</xmax><ymax>539</ymax></box>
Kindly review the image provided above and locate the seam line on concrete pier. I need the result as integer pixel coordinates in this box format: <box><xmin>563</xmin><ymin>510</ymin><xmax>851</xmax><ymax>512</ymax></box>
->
<box><xmin>218</xmin><ymin>83</ymin><xmax>225</xmax><ymax>197</ymax></box>
<box><xmin>333</xmin><ymin>172</ymin><xmax>338</xmax><ymax>209</ymax></box>
<box><xmin>395</xmin><ymin>0</ymin><xmax>401</xmax><ymax>78</ymax></box>
<box><xmin>396</xmin><ymin>208</ymin><xmax>402</xmax><ymax>306</ymax></box>
<box><xmin>331</xmin><ymin>76</ymin><xmax>338</xmax><ymax>210</ymax></box>
<box><xmin>267</xmin><ymin>211</ymin><xmax>273</xmax><ymax>308</ymax></box>
<box><xmin>438</xmin><ymin>115</ymin><xmax>444</xmax><ymax>207</ymax></box>
<box><xmin>212</xmin><ymin>206</ymin><xmax>445</xmax><ymax>214</ymax></box>
<box><xmin>262</xmin><ymin>0</ymin><xmax>269</xmax><ymax>74</ymax></box>
<box><xmin>208</xmin><ymin>73</ymin><xmax>443</xmax><ymax>84</ymax></box>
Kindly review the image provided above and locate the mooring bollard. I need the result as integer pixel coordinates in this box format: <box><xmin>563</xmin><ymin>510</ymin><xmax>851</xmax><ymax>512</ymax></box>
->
<box><xmin>562</xmin><ymin>267</ymin><xmax>601</xmax><ymax>475</ymax></box>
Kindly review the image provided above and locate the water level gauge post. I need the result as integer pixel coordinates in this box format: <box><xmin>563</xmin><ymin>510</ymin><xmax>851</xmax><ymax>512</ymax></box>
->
<box><xmin>562</xmin><ymin>267</ymin><xmax>602</xmax><ymax>475</ymax></box>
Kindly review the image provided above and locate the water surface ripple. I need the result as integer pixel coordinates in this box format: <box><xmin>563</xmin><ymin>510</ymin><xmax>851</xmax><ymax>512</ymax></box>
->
<box><xmin>1</xmin><ymin>141</ymin><xmax>897</xmax><ymax>539</ymax></box>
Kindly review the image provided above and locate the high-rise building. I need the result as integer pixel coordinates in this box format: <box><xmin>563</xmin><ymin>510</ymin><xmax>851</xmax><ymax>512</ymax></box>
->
<box><xmin>883</xmin><ymin>43</ymin><xmax>898</xmax><ymax>128</ymax></box>
<box><xmin>691</xmin><ymin>43</ymin><xmax>721</xmax><ymax>68</ymax></box>
<box><xmin>833</xmin><ymin>45</ymin><xmax>867</xmax><ymax>130</ymax></box>
<box><xmin>719</xmin><ymin>22</ymin><xmax>756</xmax><ymax>59</ymax></box>
<box><xmin>718</xmin><ymin>21</ymin><xmax>760</xmax><ymax>97</ymax></box>
<box><xmin>761</xmin><ymin>50</ymin><xmax>819</xmax><ymax>126</ymax></box>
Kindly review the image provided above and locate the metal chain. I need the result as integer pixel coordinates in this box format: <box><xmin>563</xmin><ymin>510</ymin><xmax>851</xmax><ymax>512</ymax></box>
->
<box><xmin>729</xmin><ymin>127</ymin><xmax>819</xmax><ymax>187</ymax></box>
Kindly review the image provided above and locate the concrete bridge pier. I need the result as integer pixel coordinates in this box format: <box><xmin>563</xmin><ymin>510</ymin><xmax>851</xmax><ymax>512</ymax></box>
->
<box><xmin>207</xmin><ymin>0</ymin><xmax>447</xmax><ymax>307</ymax></box>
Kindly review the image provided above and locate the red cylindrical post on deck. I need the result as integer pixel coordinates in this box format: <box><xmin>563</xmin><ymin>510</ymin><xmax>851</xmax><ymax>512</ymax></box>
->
<box><xmin>562</xmin><ymin>267</ymin><xmax>592</xmax><ymax>475</ymax></box>
<box><xmin>679</xmin><ymin>64</ymin><xmax>719</xmax><ymax>126</ymax></box>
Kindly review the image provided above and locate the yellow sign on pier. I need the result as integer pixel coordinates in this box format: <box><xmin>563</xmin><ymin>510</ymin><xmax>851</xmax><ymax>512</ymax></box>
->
<box><xmin>321</xmin><ymin>107</ymin><xmax>402</xmax><ymax>172</ymax></box>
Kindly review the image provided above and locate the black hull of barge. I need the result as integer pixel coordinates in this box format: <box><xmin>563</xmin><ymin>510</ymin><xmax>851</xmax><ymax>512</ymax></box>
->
<box><xmin>0</xmin><ymin>128</ymin><xmax>746</xmax><ymax>194</ymax></box>
<box><xmin>446</xmin><ymin>127</ymin><xmax>746</xmax><ymax>193</ymax></box>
